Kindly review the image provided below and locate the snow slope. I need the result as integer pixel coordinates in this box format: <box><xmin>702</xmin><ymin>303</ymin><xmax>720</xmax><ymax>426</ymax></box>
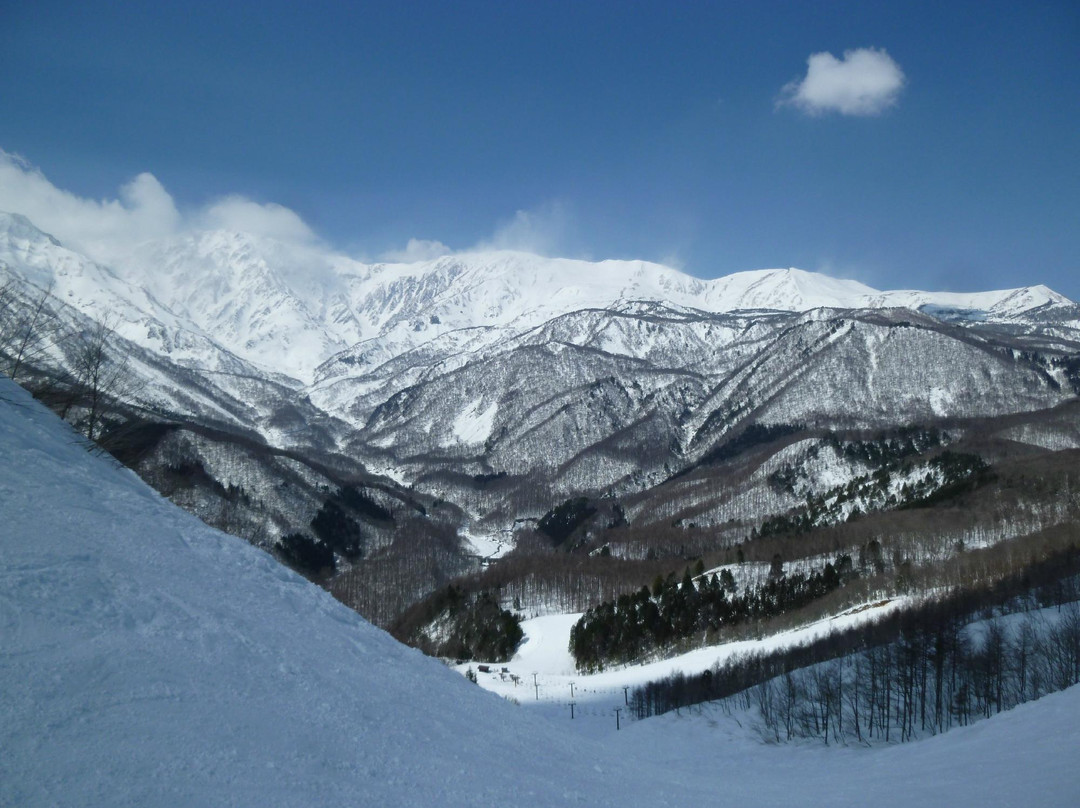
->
<box><xmin>464</xmin><ymin>600</ymin><xmax>911</xmax><ymax>707</ymax></box>
<box><xmin>3</xmin><ymin>377</ymin><xmax>1080</xmax><ymax>807</ymax></box>
<box><xmin>0</xmin><ymin>378</ymin><xmax>647</xmax><ymax>807</ymax></box>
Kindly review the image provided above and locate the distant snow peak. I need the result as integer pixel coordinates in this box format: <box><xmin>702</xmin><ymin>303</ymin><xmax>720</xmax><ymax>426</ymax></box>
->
<box><xmin>0</xmin><ymin>210</ymin><xmax>1075</xmax><ymax>391</ymax></box>
<box><xmin>0</xmin><ymin>210</ymin><xmax>62</xmax><ymax>247</ymax></box>
<box><xmin>703</xmin><ymin>267</ymin><xmax>879</xmax><ymax>312</ymax></box>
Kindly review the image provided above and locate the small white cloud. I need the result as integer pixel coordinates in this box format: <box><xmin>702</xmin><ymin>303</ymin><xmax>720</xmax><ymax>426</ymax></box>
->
<box><xmin>381</xmin><ymin>238</ymin><xmax>452</xmax><ymax>263</ymax></box>
<box><xmin>476</xmin><ymin>201</ymin><xmax>570</xmax><ymax>256</ymax></box>
<box><xmin>198</xmin><ymin>195</ymin><xmax>317</xmax><ymax>244</ymax></box>
<box><xmin>657</xmin><ymin>251</ymin><xmax>686</xmax><ymax>271</ymax></box>
<box><xmin>778</xmin><ymin>47</ymin><xmax>905</xmax><ymax>117</ymax></box>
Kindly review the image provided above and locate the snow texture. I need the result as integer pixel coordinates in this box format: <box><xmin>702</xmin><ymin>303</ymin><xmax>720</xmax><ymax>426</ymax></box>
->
<box><xmin>451</xmin><ymin>397</ymin><xmax>498</xmax><ymax>445</ymax></box>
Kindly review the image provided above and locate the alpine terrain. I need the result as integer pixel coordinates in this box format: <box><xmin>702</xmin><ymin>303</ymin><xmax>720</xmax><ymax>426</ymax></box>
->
<box><xmin>3</xmin><ymin>209</ymin><xmax>1080</xmax><ymax>766</ymax></box>
<box><xmin>3</xmin><ymin>377</ymin><xmax>1079</xmax><ymax>806</ymax></box>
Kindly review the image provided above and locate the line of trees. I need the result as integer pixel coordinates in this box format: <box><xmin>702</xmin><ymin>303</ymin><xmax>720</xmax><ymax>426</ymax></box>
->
<box><xmin>744</xmin><ymin>605</ymin><xmax>1080</xmax><ymax>745</ymax></box>
<box><xmin>630</xmin><ymin>544</ymin><xmax>1080</xmax><ymax>746</ymax></box>
<box><xmin>278</xmin><ymin>485</ymin><xmax>399</xmax><ymax>577</ymax></box>
<box><xmin>447</xmin><ymin>538</ymin><xmax>677</xmax><ymax>617</ymax></box>
<box><xmin>570</xmin><ymin>555</ymin><xmax>857</xmax><ymax>671</ymax></box>
<box><xmin>758</xmin><ymin>450</ymin><xmax>991</xmax><ymax>539</ymax></box>
<box><xmin>331</xmin><ymin>517</ymin><xmax>474</xmax><ymax>628</ymax></box>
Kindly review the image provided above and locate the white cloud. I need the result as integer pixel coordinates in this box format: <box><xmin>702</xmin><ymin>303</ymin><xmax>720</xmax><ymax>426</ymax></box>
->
<box><xmin>0</xmin><ymin>152</ymin><xmax>580</xmax><ymax>275</ymax></box>
<box><xmin>657</xmin><ymin>251</ymin><xmax>686</xmax><ymax>271</ymax></box>
<box><xmin>778</xmin><ymin>48</ymin><xmax>905</xmax><ymax>117</ymax></box>
<box><xmin>0</xmin><ymin>150</ymin><xmax>320</xmax><ymax>266</ymax></box>
<box><xmin>384</xmin><ymin>203</ymin><xmax>574</xmax><ymax>262</ymax></box>
<box><xmin>381</xmin><ymin>238</ymin><xmax>452</xmax><ymax>263</ymax></box>
<box><xmin>0</xmin><ymin>151</ymin><xmax>181</xmax><ymax>264</ymax></box>
<box><xmin>197</xmin><ymin>196</ymin><xmax>317</xmax><ymax>244</ymax></box>
<box><xmin>475</xmin><ymin>201</ymin><xmax>570</xmax><ymax>256</ymax></box>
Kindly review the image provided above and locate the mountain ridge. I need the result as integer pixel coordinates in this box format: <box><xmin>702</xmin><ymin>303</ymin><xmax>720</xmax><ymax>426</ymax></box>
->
<box><xmin>4</xmin><ymin>208</ymin><xmax>1080</xmax><ymax>631</ymax></box>
<box><xmin>4</xmin><ymin>211</ymin><xmax>1073</xmax><ymax>389</ymax></box>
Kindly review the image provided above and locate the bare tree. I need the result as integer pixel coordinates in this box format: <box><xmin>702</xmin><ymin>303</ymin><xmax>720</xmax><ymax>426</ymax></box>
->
<box><xmin>0</xmin><ymin>280</ymin><xmax>59</xmax><ymax>381</ymax></box>
<box><xmin>68</xmin><ymin>315</ymin><xmax>137</xmax><ymax>444</ymax></box>
<box><xmin>0</xmin><ymin>274</ymin><xmax>14</xmax><ymax>322</ymax></box>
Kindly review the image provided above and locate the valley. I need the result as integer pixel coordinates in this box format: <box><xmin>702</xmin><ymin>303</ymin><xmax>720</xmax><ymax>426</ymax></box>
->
<box><xmin>3</xmin><ymin>208</ymin><xmax>1080</xmax><ymax>704</ymax></box>
<box><xmin>2</xmin><ymin>375</ymin><xmax>1078</xmax><ymax>806</ymax></box>
<box><xmin>6</xmin><ymin>6</ymin><xmax>1078</xmax><ymax>804</ymax></box>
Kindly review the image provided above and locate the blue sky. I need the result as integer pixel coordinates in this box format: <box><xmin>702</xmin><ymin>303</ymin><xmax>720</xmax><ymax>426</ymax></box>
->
<box><xmin>1</xmin><ymin>0</ymin><xmax>1078</xmax><ymax>297</ymax></box>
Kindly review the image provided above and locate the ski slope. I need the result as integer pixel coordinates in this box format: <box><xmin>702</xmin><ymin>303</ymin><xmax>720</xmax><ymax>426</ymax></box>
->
<box><xmin>457</xmin><ymin>600</ymin><xmax>910</xmax><ymax>735</ymax></box>
<box><xmin>2</xmin><ymin>377</ymin><xmax>1078</xmax><ymax>807</ymax></box>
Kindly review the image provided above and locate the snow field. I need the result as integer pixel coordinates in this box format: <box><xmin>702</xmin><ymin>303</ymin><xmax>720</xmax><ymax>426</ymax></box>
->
<box><xmin>456</xmin><ymin>599</ymin><xmax>910</xmax><ymax>735</ymax></box>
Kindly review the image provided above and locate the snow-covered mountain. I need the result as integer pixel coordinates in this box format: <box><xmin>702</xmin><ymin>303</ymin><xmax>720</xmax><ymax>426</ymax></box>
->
<box><xmin>7</xmin><ymin>211</ymin><xmax>1071</xmax><ymax>385</ymax></box>
<box><xmin>3</xmin><ymin>377</ymin><xmax>1079</xmax><ymax>807</ymax></box>
<box><xmin>122</xmin><ymin>240</ymin><xmax>1080</xmax><ymax>386</ymax></box>
<box><xmin>122</xmin><ymin>229</ymin><xmax>365</xmax><ymax>382</ymax></box>
<box><xmin>4</xmin><ymin>208</ymin><xmax>1080</xmax><ymax>614</ymax></box>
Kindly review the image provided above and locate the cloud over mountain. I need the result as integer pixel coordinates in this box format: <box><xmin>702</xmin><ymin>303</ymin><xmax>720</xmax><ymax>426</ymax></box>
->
<box><xmin>381</xmin><ymin>238</ymin><xmax>453</xmax><ymax>263</ymax></box>
<box><xmin>0</xmin><ymin>150</ymin><xmax>181</xmax><ymax>264</ymax></box>
<box><xmin>0</xmin><ymin>150</ymin><xmax>320</xmax><ymax>266</ymax></box>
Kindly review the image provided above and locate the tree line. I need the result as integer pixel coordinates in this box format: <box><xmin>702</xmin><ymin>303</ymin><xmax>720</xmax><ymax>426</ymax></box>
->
<box><xmin>570</xmin><ymin>555</ymin><xmax>857</xmax><ymax>671</ymax></box>
<box><xmin>757</xmin><ymin>450</ymin><xmax>991</xmax><ymax>539</ymax></box>
<box><xmin>630</xmin><ymin>544</ymin><xmax>1080</xmax><ymax>746</ymax></box>
<box><xmin>392</xmin><ymin>584</ymin><xmax>523</xmax><ymax>662</ymax></box>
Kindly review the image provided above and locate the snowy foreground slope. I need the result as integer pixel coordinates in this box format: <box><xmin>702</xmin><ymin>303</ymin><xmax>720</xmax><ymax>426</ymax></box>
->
<box><xmin>2</xmin><ymin>377</ymin><xmax>1078</xmax><ymax>807</ymax></box>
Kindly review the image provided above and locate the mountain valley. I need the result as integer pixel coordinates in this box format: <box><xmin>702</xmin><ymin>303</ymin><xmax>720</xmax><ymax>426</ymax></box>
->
<box><xmin>3</xmin><ymin>209</ymin><xmax>1079</xmax><ymax>644</ymax></box>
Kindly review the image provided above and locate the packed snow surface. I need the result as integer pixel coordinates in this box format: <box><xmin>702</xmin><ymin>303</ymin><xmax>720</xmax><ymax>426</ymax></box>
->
<box><xmin>459</xmin><ymin>600</ymin><xmax>911</xmax><ymax>711</ymax></box>
<box><xmin>2</xmin><ymin>377</ymin><xmax>1079</xmax><ymax>807</ymax></box>
<box><xmin>459</xmin><ymin>527</ymin><xmax>515</xmax><ymax>562</ymax></box>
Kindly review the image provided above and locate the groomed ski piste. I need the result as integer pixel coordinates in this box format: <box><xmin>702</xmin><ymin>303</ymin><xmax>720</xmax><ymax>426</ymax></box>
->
<box><xmin>2</xmin><ymin>376</ymin><xmax>1078</xmax><ymax>807</ymax></box>
<box><xmin>452</xmin><ymin>601</ymin><xmax>909</xmax><ymax>737</ymax></box>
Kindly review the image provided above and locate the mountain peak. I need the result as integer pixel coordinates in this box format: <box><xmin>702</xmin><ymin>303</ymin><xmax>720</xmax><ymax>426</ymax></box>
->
<box><xmin>699</xmin><ymin>266</ymin><xmax>880</xmax><ymax>312</ymax></box>
<box><xmin>0</xmin><ymin>210</ymin><xmax>62</xmax><ymax>247</ymax></box>
<box><xmin>2</xmin><ymin>212</ymin><xmax>1075</xmax><ymax>387</ymax></box>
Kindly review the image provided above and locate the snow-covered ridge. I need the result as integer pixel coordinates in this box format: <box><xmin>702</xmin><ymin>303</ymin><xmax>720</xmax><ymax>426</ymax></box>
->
<box><xmin>1</xmin><ymin>211</ymin><xmax>1073</xmax><ymax>385</ymax></box>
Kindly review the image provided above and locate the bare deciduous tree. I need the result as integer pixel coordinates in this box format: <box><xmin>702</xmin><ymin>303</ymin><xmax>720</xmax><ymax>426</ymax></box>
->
<box><xmin>0</xmin><ymin>279</ymin><xmax>59</xmax><ymax>382</ymax></box>
<box><xmin>68</xmin><ymin>315</ymin><xmax>138</xmax><ymax>444</ymax></box>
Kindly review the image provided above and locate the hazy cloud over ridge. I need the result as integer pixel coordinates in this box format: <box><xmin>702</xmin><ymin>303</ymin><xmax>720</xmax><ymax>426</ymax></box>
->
<box><xmin>474</xmin><ymin>201</ymin><xmax>572</xmax><ymax>256</ymax></box>
<box><xmin>0</xmin><ymin>150</ymin><xmax>321</xmax><ymax>267</ymax></box>
<box><xmin>778</xmin><ymin>48</ymin><xmax>905</xmax><ymax>116</ymax></box>
<box><xmin>197</xmin><ymin>196</ymin><xmax>317</xmax><ymax>244</ymax></box>
<box><xmin>0</xmin><ymin>151</ymin><xmax>181</xmax><ymax>263</ymax></box>
<box><xmin>381</xmin><ymin>238</ymin><xmax>453</xmax><ymax>263</ymax></box>
<box><xmin>0</xmin><ymin>151</ymin><xmax>577</xmax><ymax>270</ymax></box>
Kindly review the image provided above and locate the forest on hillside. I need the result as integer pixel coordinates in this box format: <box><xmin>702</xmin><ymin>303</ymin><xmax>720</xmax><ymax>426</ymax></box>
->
<box><xmin>631</xmin><ymin>544</ymin><xmax>1080</xmax><ymax>746</ymax></box>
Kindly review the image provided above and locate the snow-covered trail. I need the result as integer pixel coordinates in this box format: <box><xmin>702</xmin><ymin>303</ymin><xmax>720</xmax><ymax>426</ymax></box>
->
<box><xmin>2</xmin><ymin>377</ymin><xmax>1079</xmax><ymax>807</ymax></box>
<box><xmin>458</xmin><ymin>599</ymin><xmax>908</xmax><ymax>736</ymax></box>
